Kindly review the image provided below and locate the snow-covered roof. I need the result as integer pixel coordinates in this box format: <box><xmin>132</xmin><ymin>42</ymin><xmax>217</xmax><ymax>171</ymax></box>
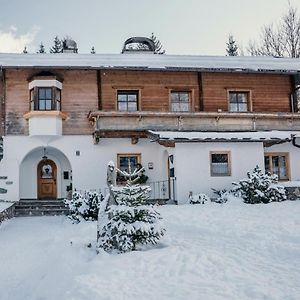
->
<box><xmin>149</xmin><ymin>130</ymin><xmax>298</xmax><ymax>142</ymax></box>
<box><xmin>0</xmin><ymin>53</ymin><xmax>300</xmax><ymax>73</ymax></box>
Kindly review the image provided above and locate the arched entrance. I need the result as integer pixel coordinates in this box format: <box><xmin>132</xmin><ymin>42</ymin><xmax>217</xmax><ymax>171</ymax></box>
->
<box><xmin>20</xmin><ymin>146</ymin><xmax>72</xmax><ymax>200</ymax></box>
<box><xmin>37</xmin><ymin>159</ymin><xmax>57</xmax><ymax>199</ymax></box>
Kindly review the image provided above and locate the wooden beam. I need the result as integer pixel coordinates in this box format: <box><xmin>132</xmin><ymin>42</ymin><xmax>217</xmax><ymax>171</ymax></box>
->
<box><xmin>97</xmin><ymin>70</ymin><xmax>102</xmax><ymax>110</ymax></box>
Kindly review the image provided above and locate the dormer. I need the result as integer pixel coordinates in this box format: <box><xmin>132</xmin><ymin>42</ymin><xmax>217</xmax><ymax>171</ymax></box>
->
<box><xmin>24</xmin><ymin>71</ymin><xmax>67</xmax><ymax>136</ymax></box>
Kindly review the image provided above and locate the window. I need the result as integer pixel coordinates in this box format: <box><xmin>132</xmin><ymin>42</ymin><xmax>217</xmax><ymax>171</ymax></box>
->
<box><xmin>117</xmin><ymin>91</ymin><xmax>138</xmax><ymax>112</ymax></box>
<box><xmin>210</xmin><ymin>152</ymin><xmax>231</xmax><ymax>176</ymax></box>
<box><xmin>30</xmin><ymin>87</ymin><xmax>61</xmax><ymax>111</ymax></box>
<box><xmin>171</xmin><ymin>91</ymin><xmax>190</xmax><ymax>112</ymax></box>
<box><xmin>117</xmin><ymin>154</ymin><xmax>141</xmax><ymax>182</ymax></box>
<box><xmin>264</xmin><ymin>153</ymin><xmax>289</xmax><ymax>180</ymax></box>
<box><xmin>229</xmin><ymin>92</ymin><xmax>249</xmax><ymax>112</ymax></box>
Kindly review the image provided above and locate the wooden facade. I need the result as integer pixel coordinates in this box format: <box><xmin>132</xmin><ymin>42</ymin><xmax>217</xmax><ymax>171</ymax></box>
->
<box><xmin>0</xmin><ymin>67</ymin><xmax>296</xmax><ymax>136</ymax></box>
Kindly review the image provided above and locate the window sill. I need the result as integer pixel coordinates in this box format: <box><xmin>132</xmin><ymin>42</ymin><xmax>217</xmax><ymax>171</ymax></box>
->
<box><xmin>24</xmin><ymin>111</ymin><xmax>68</xmax><ymax>120</ymax></box>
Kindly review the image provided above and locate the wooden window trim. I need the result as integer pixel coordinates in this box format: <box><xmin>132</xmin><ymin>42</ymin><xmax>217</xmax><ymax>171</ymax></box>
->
<box><xmin>116</xmin><ymin>90</ymin><xmax>141</xmax><ymax>111</ymax></box>
<box><xmin>169</xmin><ymin>90</ymin><xmax>194</xmax><ymax>112</ymax></box>
<box><xmin>210</xmin><ymin>151</ymin><xmax>231</xmax><ymax>177</ymax></box>
<box><xmin>117</xmin><ymin>153</ymin><xmax>142</xmax><ymax>182</ymax></box>
<box><xmin>264</xmin><ymin>152</ymin><xmax>290</xmax><ymax>181</ymax></box>
<box><xmin>29</xmin><ymin>86</ymin><xmax>62</xmax><ymax>111</ymax></box>
<box><xmin>227</xmin><ymin>89</ymin><xmax>253</xmax><ymax>113</ymax></box>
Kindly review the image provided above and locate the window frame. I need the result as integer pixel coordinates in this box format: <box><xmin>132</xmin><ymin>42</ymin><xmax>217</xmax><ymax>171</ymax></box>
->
<box><xmin>117</xmin><ymin>153</ymin><xmax>142</xmax><ymax>182</ymax></box>
<box><xmin>116</xmin><ymin>90</ymin><xmax>139</xmax><ymax>112</ymax></box>
<box><xmin>29</xmin><ymin>86</ymin><xmax>62</xmax><ymax>111</ymax></box>
<box><xmin>264</xmin><ymin>152</ymin><xmax>290</xmax><ymax>181</ymax></box>
<box><xmin>210</xmin><ymin>151</ymin><xmax>231</xmax><ymax>177</ymax></box>
<box><xmin>170</xmin><ymin>90</ymin><xmax>191</xmax><ymax>112</ymax></box>
<box><xmin>227</xmin><ymin>89</ymin><xmax>252</xmax><ymax>113</ymax></box>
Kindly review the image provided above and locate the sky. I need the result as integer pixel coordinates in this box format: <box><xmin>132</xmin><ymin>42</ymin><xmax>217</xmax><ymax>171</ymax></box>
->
<box><xmin>0</xmin><ymin>0</ymin><xmax>299</xmax><ymax>55</ymax></box>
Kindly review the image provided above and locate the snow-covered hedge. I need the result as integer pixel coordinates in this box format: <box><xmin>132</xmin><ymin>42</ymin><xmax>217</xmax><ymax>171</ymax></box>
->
<box><xmin>232</xmin><ymin>166</ymin><xmax>287</xmax><ymax>204</ymax></box>
<box><xmin>189</xmin><ymin>193</ymin><xmax>210</xmax><ymax>204</ymax></box>
<box><xmin>64</xmin><ymin>191</ymin><xmax>104</xmax><ymax>223</ymax></box>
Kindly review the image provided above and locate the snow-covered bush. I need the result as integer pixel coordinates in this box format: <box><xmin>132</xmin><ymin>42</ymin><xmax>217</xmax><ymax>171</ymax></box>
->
<box><xmin>98</xmin><ymin>182</ymin><xmax>165</xmax><ymax>253</ymax></box>
<box><xmin>65</xmin><ymin>190</ymin><xmax>104</xmax><ymax>223</ymax></box>
<box><xmin>211</xmin><ymin>188</ymin><xmax>232</xmax><ymax>203</ymax></box>
<box><xmin>232</xmin><ymin>166</ymin><xmax>287</xmax><ymax>204</ymax></box>
<box><xmin>189</xmin><ymin>193</ymin><xmax>210</xmax><ymax>204</ymax></box>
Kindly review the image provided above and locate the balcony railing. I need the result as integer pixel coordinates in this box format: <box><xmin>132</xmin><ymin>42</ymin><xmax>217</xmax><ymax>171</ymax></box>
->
<box><xmin>88</xmin><ymin>111</ymin><xmax>300</xmax><ymax>133</ymax></box>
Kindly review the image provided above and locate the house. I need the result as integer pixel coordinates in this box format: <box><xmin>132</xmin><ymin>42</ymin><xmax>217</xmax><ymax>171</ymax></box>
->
<box><xmin>1</xmin><ymin>39</ymin><xmax>300</xmax><ymax>206</ymax></box>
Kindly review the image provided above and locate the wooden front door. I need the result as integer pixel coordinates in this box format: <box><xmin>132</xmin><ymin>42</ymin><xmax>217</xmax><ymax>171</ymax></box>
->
<box><xmin>37</xmin><ymin>159</ymin><xmax>57</xmax><ymax>199</ymax></box>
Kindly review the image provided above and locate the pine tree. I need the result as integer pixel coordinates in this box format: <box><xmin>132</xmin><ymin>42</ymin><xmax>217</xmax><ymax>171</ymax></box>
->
<box><xmin>150</xmin><ymin>32</ymin><xmax>166</xmax><ymax>54</ymax></box>
<box><xmin>22</xmin><ymin>46</ymin><xmax>28</xmax><ymax>54</ymax></box>
<box><xmin>37</xmin><ymin>42</ymin><xmax>46</xmax><ymax>53</ymax></box>
<box><xmin>91</xmin><ymin>46</ymin><xmax>96</xmax><ymax>54</ymax></box>
<box><xmin>226</xmin><ymin>34</ymin><xmax>239</xmax><ymax>56</ymax></box>
<box><xmin>232</xmin><ymin>166</ymin><xmax>286</xmax><ymax>204</ymax></box>
<box><xmin>49</xmin><ymin>36</ymin><xmax>62</xmax><ymax>53</ymax></box>
<box><xmin>97</xmin><ymin>161</ymin><xmax>165</xmax><ymax>253</ymax></box>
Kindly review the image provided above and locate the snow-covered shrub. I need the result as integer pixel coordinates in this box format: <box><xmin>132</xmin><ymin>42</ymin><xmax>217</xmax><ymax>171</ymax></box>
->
<box><xmin>232</xmin><ymin>166</ymin><xmax>287</xmax><ymax>204</ymax></box>
<box><xmin>98</xmin><ymin>183</ymin><xmax>165</xmax><ymax>253</ymax></box>
<box><xmin>211</xmin><ymin>188</ymin><xmax>232</xmax><ymax>203</ymax></box>
<box><xmin>189</xmin><ymin>193</ymin><xmax>210</xmax><ymax>204</ymax></box>
<box><xmin>65</xmin><ymin>190</ymin><xmax>104</xmax><ymax>223</ymax></box>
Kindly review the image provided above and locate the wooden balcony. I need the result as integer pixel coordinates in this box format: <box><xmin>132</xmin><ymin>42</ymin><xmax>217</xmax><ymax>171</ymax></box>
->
<box><xmin>88</xmin><ymin>111</ymin><xmax>300</xmax><ymax>136</ymax></box>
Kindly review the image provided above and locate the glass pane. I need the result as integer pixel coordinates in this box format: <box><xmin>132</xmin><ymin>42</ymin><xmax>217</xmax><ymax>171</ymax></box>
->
<box><xmin>180</xmin><ymin>102</ymin><xmax>189</xmax><ymax>112</ymax></box>
<box><xmin>229</xmin><ymin>103</ymin><xmax>238</xmax><ymax>112</ymax></box>
<box><xmin>238</xmin><ymin>103</ymin><xmax>248</xmax><ymax>112</ymax></box>
<box><xmin>211</xmin><ymin>163</ymin><xmax>229</xmax><ymax>175</ymax></box>
<box><xmin>119</xmin><ymin>156</ymin><xmax>138</xmax><ymax>172</ymax></box>
<box><xmin>45</xmin><ymin>100</ymin><xmax>52</xmax><ymax>110</ymax></box>
<box><xmin>39</xmin><ymin>88</ymin><xmax>45</xmax><ymax>99</ymax></box>
<box><xmin>56</xmin><ymin>89</ymin><xmax>61</xmax><ymax>101</ymax></box>
<box><xmin>171</xmin><ymin>92</ymin><xmax>180</xmax><ymax>102</ymax></box>
<box><xmin>39</xmin><ymin>100</ymin><xmax>45</xmax><ymax>110</ymax></box>
<box><xmin>171</xmin><ymin>102</ymin><xmax>180</xmax><ymax>112</ymax></box>
<box><xmin>229</xmin><ymin>93</ymin><xmax>237</xmax><ymax>103</ymax></box>
<box><xmin>264</xmin><ymin>156</ymin><xmax>270</xmax><ymax>173</ymax></box>
<box><xmin>278</xmin><ymin>156</ymin><xmax>287</xmax><ymax>179</ymax></box>
<box><xmin>45</xmin><ymin>88</ymin><xmax>52</xmax><ymax>99</ymax></box>
<box><xmin>212</xmin><ymin>154</ymin><xmax>228</xmax><ymax>163</ymax></box>
<box><xmin>128</xmin><ymin>94</ymin><xmax>137</xmax><ymax>102</ymax></box>
<box><xmin>272</xmin><ymin>156</ymin><xmax>279</xmax><ymax>177</ymax></box>
<box><xmin>180</xmin><ymin>93</ymin><xmax>189</xmax><ymax>102</ymax></box>
<box><xmin>118</xmin><ymin>102</ymin><xmax>127</xmax><ymax>111</ymax></box>
<box><xmin>118</xmin><ymin>94</ymin><xmax>127</xmax><ymax>102</ymax></box>
<box><xmin>238</xmin><ymin>93</ymin><xmax>247</xmax><ymax>103</ymax></box>
<box><xmin>127</xmin><ymin>101</ymin><xmax>137</xmax><ymax>112</ymax></box>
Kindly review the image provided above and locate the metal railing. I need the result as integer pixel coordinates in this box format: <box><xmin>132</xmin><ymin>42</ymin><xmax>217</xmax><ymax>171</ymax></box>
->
<box><xmin>74</xmin><ymin>178</ymin><xmax>176</xmax><ymax>203</ymax></box>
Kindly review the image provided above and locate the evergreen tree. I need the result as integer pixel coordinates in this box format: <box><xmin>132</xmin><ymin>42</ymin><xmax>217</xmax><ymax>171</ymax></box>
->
<box><xmin>232</xmin><ymin>166</ymin><xmax>286</xmax><ymax>204</ymax></box>
<box><xmin>49</xmin><ymin>36</ymin><xmax>62</xmax><ymax>53</ymax></box>
<box><xmin>226</xmin><ymin>34</ymin><xmax>239</xmax><ymax>56</ymax></box>
<box><xmin>37</xmin><ymin>42</ymin><xmax>46</xmax><ymax>53</ymax></box>
<box><xmin>97</xmin><ymin>162</ymin><xmax>165</xmax><ymax>253</ymax></box>
<box><xmin>91</xmin><ymin>46</ymin><xmax>96</xmax><ymax>54</ymax></box>
<box><xmin>136</xmin><ymin>33</ymin><xmax>166</xmax><ymax>54</ymax></box>
<box><xmin>149</xmin><ymin>32</ymin><xmax>166</xmax><ymax>54</ymax></box>
<box><xmin>22</xmin><ymin>46</ymin><xmax>28</xmax><ymax>54</ymax></box>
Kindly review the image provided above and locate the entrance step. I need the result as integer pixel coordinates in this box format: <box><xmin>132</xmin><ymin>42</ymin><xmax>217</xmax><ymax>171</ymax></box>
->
<box><xmin>15</xmin><ymin>199</ymin><xmax>69</xmax><ymax>217</ymax></box>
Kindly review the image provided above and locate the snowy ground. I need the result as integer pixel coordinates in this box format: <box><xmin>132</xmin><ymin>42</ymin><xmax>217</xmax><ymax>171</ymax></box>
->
<box><xmin>0</xmin><ymin>200</ymin><xmax>300</xmax><ymax>300</ymax></box>
<box><xmin>0</xmin><ymin>201</ymin><xmax>14</xmax><ymax>212</ymax></box>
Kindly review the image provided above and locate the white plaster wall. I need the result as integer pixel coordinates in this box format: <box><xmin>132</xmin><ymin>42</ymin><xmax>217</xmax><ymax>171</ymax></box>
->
<box><xmin>174</xmin><ymin>142</ymin><xmax>265</xmax><ymax>204</ymax></box>
<box><xmin>265</xmin><ymin>140</ymin><xmax>300</xmax><ymax>181</ymax></box>
<box><xmin>0</xmin><ymin>135</ymin><xmax>169</xmax><ymax>201</ymax></box>
<box><xmin>29</xmin><ymin>116</ymin><xmax>62</xmax><ymax>136</ymax></box>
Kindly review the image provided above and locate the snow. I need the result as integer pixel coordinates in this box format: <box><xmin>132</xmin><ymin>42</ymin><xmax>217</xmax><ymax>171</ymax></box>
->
<box><xmin>0</xmin><ymin>201</ymin><xmax>300</xmax><ymax>300</ymax></box>
<box><xmin>150</xmin><ymin>130</ymin><xmax>297</xmax><ymax>142</ymax></box>
<box><xmin>0</xmin><ymin>202</ymin><xmax>14</xmax><ymax>212</ymax></box>
<box><xmin>1</xmin><ymin>53</ymin><xmax>300</xmax><ymax>73</ymax></box>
